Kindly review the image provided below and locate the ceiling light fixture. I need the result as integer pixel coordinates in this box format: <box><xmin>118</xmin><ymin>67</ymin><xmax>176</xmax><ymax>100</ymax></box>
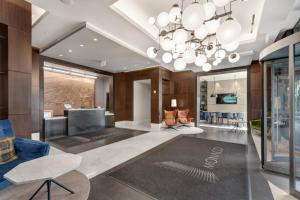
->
<box><xmin>93</xmin><ymin>38</ymin><xmax>98</xmax><ymax>41</ymax></box>
<box><xmin>228</xmin><ymin>52</ymin><xmax>240</xmax><ymax>63</ymax></box>
<box><xmin>147</xmin><ymin>0</ymin><xmax>243</xmax><ymax>71</ymax></box>
<box><xmin>68</xmin><ymin>49</ymin><xmax>72</xmax><ymax>53</ymax></box>
<box><xmin>60</xmin><ymin>0</ymin><xmax>75</xmax><ymax>5</ymax></box>
<box><xmin>80</xmin><ymin>44</ymin><xmax>84</xmax><ymax>47</ymax></box>
<box><xmin>59</xmin><ymin>54</ymin><xmax>63</xmax><ymax>57</ymax></box>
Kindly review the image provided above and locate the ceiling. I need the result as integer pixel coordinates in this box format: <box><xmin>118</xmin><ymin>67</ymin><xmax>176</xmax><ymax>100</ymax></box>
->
<box><xmin>28</xmin><ymin>0</ymin><xmax>300</xmax><ymax>73</ymax></box>
<box><xmin>41</xmin><ymin>24</ymin><xmax>157</xmax><ymax>73</ymax></box>
<box><xmin>200</xmin><ymin>71</ymin><xmax>247</xmax><ymax>82</ymax></box>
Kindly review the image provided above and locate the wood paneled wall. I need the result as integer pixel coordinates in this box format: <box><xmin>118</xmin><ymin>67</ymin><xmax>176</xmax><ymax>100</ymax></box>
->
<box><xmin>248</xmin><ymin>61</ymin><xmax>263</xmax><ymax>120</ymax></box>
<box><xmin>0</xmin><ymin>0</ymin><xmax>32</xmax><ymax>137</ymax></box>
<box><xmin>171</xmin><ymin>71</ymin><xmax>197</xmax><ymax>120</ymax></box>
<box><xmin>114</xmin><ymin>67</ymin><xmax>160</xmax><ymax>123</ymax></box>
<box><xmin>114</xmin><ymin>67</ymin><xmax>197</xmax><ymax>123</ymax></box>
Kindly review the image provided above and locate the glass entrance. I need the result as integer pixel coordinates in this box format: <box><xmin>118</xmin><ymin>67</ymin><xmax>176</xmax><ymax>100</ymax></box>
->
<box><xmin>293</xmin><ymin>42</ymin><xmax>300</xmax><ymax>194</ymax></box>
<box><xmin>264</xmin><ymin>55</ymin><xmax>290</xmax><ymax>173</ymax></box>
<box><xmin>261</xmin><ymin>32</ymin><xmax>300</xmax><ymax>198</ymax></box>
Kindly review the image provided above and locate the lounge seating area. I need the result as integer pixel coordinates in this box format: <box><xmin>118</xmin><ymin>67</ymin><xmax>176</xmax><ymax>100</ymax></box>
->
<box><xmin>0</xmin><ymin>120</ymin><xmax>50</xmax><ymax>191</ymax></box>
<box><xmin>200</xmin><ymin>111</ymin><xmax>246</xmax><ymax>125</ymax></box>
<box><xmin>164</xmin><ymin>109</ymin><xmax>193</xmax><ymax>130</ymax></box>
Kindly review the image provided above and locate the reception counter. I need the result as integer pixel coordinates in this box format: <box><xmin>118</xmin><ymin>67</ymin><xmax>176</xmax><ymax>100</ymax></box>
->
<box><xmin>64</xmin><ymin>108</ymin><xmax>106</xmax><ymax>136</ymax></box>
<box><xmin>44</xmin><ymin>109</ymin><xmax>115</xmax><ymax>138</ymax></box>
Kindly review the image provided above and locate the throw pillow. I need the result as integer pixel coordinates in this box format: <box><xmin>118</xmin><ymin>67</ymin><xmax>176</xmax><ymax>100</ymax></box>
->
<box><xmin>0</xmin><ymin>137</ymin><xmax>18</xmax><ymax>165</ymax></box>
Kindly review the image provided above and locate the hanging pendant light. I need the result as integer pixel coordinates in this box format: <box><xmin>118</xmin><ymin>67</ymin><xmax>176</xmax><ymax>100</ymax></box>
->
<box><xmin>146</xmin><ymin>0</ymin><xmax>243</xmax><ymax>71</ymax></box>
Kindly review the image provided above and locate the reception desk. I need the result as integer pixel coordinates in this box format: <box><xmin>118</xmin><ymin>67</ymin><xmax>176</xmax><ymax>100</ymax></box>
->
<box><xmin>64</xmin><ymin>108</ymin><xmax>106</xmax><ymax>136</ymax></box>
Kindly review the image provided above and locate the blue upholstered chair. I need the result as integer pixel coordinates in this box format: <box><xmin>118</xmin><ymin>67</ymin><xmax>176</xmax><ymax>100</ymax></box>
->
<box><xmin>215</xmin><ymin>112</ymin><xmax>223</xmax><ymax>124</ymax></box>
<box><xmin>226</xmin><ymin>112</ymin><xmax>234</xmax><ymax>125</ymax></box>
<box><xmin>0</xmin><ymin>120</ymin><xmax>50</xmax><ymax>191</ymax></box>
<box><xmin>237</xmin><ymin>112</ymin><xmax>244</xmax><ymax>120</ymax></box>
<box><xmin>204</xmin><ymin>112</ymin><xmax>212</xmax><ymax>123</ymax></box>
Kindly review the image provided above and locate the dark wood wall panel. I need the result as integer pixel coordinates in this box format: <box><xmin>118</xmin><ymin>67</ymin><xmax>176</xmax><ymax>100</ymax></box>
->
<box><xmin>7</xmin><ymin>0</ymin><xmax>31</xmax><ymax>33</ymax></box>
<box><xmin>32</xmin><ymin>49</ymin><xmax>40</xmax><ymax>133</ymax></box>
<box><xmin>9</xmin><ymin>114</ymin><xmax>32</xmax><ymax>137</ymax></box>
<box><xmin>114</xmin><ymin>67</ymin><xmax>161</xmax><ymax>123</ymax></box>
<box><xmin>114</xmin><ymin>73</ymin><xmax>126</xmax><ymax>121</ymax></box>
<box><xmin>0</xmin><ymin>0</ymin><xmax>32</xmax><ymax>137</ymax></box>
<box><xmin>248</xmin><ymin>61</ymin><xmax>263</xmax><ymax>120</ymax></box>
<box><xmin>171</xmin><ymin>71</ymin><xmax>197</xmax><ymax>120</ymax></box>
<box><xmin>8</xmin><ymin>27</ymin><xmax>31</xmax><ymax>73</ymax></box>
<box><xmin>0</xmin><ymin>0</ymin><xmax>8</xmax><ymax>24</ymax></box>
<box><xmin>114</xmin><ymin>67</ymin><xmax>197</xmax><ymax>124</ymax></box>
<box><xmin>8</xmin><ymin>71</ymin><xmax>31</xmax><ymax>114</ymax></box>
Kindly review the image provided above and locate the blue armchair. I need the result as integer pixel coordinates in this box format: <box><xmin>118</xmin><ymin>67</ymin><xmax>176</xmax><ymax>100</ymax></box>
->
<box><xmin>0</xmin><ymin>120</ymin><xmax>50</xmax><ymax>191</ymax></box>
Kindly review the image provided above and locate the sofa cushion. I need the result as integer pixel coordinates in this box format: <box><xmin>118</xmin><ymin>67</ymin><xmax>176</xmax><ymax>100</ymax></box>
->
<box><xmin>0</xmin><ymin>138</ymin><xmax>18</xmax><ymax>165</ymax></box>
<box><xmin>14</xmin><ymin>138</ymin><xmax>50</xmax><ymax>160</ymax></box>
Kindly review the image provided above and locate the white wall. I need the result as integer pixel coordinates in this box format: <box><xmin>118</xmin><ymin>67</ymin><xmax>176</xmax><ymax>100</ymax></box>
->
<box><xmin>95</xmin><ymin>77</ymin><xmax>111</xmax><ymax>109</ymax></box>
<box><xmin>133</xmin><ymin>80</ymin><xmax>151</xmax><ymax>124</ymax></box>
<box><xmin>207</xmin><ymin>78</ymin><xmax>247</xmax><ymax>114</ymax></box>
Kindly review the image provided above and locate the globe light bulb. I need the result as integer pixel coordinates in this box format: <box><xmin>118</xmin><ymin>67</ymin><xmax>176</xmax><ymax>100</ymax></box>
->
<box><xmin>213</xmin><ymin>0</ymin><xmax>230</xmax><ymax>7</ymax></box>
<box><xmin>194</xmin><ymin>25</ymin><xmax>208</xmax><ymax>40</ymax></box>
<box><xmin>205</xmin><ymin>19</ymin><xmax>220</xmax><ymax>34</ymax></box>
<box><xmin>157</xmin><ymin>12</ymin><xmax>170</xmax><ymax>27</ymax></box>
<box><xmin>162</xmin><ymin>52</ymin><xmax>173</xmax><ymax>63</ymax></box>
<box><xmin>228</xmin><ymin>52</ymin><xmax>240</xmax><ymax>63</ymax></box>
<box><xmin>175</xmin><ymin>43</ymin><xmax>186</xmax><ymax>53</ymax></box>
<box><xmin>173</xmin><ymin>52</ymin><xmax>179</xmax><ymax>59</ymax></box>
<box><xmin>216</xmin><ymin>18</ymin><xmax>241</xmax><ymax>45</ymax></box>
<box><xmin>222</xmin><ymin>41</ymin><xmax>239</xmax><ymax>51</ymax></box>
<box><xmin>148</xmin><ymin>17</ymin><xmax>156</xmax><ymax>25</ymax></box>
<box><xmin>205</xmin><ymin>43</ymin><xmax>216</xmax><ymax>55</ymax></box>
<box><xmin>202</xmin><ymin>63</ymin><xmax>212</xmax><ymax>72</ymax></box>
<box><xmin>195</xmin><ymin>54</ymin><xmax>207</xmax><ymax>67</ymax></box>
<box><xmin>182</xmin><ymin>3</ymin><xmax>205</xmax><ymax>30</ymax></box>
<box><xmin>174</xmin><ymin>58</ymin><xmax>187</xmax><ymax>71</ymax></box>
<box><xmin>147</xmin><ymin>47</ymin><xmax>157</xmax><ymax>58</ymax></box>
<box><xmin>161</xmin><ymin>37</ymin><xmax>172</xmax><ymax>51</ymax></box>
<box><xmin>169</xmin><ymin>5</ymin><xmax>181</xmax><ymax>23</ymax></box>
<box><xmin>214</xmin><ymin>49</ymin><xmax>226</xmax><ymax>59</ymax></box>
<box><xmin>203</xmin><ymin>2</ymin><xmax>216</xmax><ymax>20</ymax></box>
<box><xmin>213</xmin><ymin>60</ymin><xmax>219</xmax><ymax>66</ymax></box>
<box><xmin>183</xmin><ymin>49</ymin><xmax>196</xmax><ymax>64</ymax></box>
<box><xmin>173</xmin><ymin>28</ymin><xmax>188</xmax><ymax>44</ymax></box>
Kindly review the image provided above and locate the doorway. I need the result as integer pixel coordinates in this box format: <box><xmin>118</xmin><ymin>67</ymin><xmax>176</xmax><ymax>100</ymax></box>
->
<box><xmin>133</xmin><ymin>79</ymin><xmax>151</xmax><ymax>127</ymax></box>
<box><xmin>197</xmin><ymin>70</ymin><xmax>248</xmax><ymax>130</ymax></box>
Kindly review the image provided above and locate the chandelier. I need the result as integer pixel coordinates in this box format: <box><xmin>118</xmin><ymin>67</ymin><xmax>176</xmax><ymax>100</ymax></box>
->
<box><xmin>146</xmin><ymin>0</ymin><xmax>243</xmax><ymax>71</ymax></box>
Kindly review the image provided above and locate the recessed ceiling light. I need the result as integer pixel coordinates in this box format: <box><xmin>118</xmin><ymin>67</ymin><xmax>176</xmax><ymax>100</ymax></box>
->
<box><xmin>80</xmin><ymin>44</ymin><xmax>84</xmax><ymax>47</ymax></box>
<box><xmin>123</xmin><ymin>67</ymin><xmax>127</xmax><ymax>70</ymax></box>
<box><xmin>59</xmin><ymin>54</ymin><xmax>63</xmax><ymax>57</ymax></box>
<box><xmin>93</xmin><ymin>38</ymin><xmax>98</xmax><ymax>41</ymax></box>
<box><xmin>60</xmin><ymin>0</ymin><xmax>74</xmax><ymax>5</ymax></box>
<box><xmin>68</xmin><ymin>49</ymin><xmax>73</xmax><ymax>53</ymax></box>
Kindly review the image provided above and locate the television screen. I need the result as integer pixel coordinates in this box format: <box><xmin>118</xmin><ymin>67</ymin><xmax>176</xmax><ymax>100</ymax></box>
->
<box><xmin>216</xmin><ymin>93</ymin><xmax>237</xmax><ymax>104</ymax></box>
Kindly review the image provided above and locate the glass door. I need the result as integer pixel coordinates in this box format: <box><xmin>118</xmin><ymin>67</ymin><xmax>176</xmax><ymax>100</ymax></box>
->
<box><xmin>292</xmin><ymin>42</ymin><xmax>300</xmax><ymax>196</ymax></box>
<box><xmin>264</xmin><ymin>56</ymin><xmax>290</xmax><ymax>174</ymax></box>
